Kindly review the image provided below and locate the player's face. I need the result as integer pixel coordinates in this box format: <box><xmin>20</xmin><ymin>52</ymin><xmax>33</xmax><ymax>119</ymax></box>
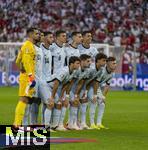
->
<box><xmin>83</xmin><ymin>33</ymin><xmax>92</xmax><ymax>44</ymax></box>
<box><xmin>33</xmin><ymin>30</ymin><xmax>40</xmax><ymax>42</ymax></box>
<box><xmin>73</xmin><ymin>61</ymin><xmax>80</xmax><ymax>70</ymax></box>
<box><xmin>96</xmin><ymin>58</ymin><xmax>106</xmax><ymax>67</ymax></box>
<box><xmin>74</xmin><ymin>34</ymin><xmax>83</xmax><ymax>44</ymax></box>
<box><xmin>58</xmin><ymin>33</ymin><xmax>67</xmax><ymax>44</ymax></box>
<box><xmin>47</xmin><ymin>34</ymin><xmax>54</xmax><ymax>44</ymax></box>
<box><xmin>108</xmin><ymin>61</ymin><xmax>117</xmax><ymax>72</ymax></box>
<box><xmin>83</xmin><ymin>58</ymin><xmax>92</xmax><ymax>68</ymax></box>
<box><xmin>40</xmin><ymin>32</ymin><xmax>44</xmax><ymax>42</ymax></box>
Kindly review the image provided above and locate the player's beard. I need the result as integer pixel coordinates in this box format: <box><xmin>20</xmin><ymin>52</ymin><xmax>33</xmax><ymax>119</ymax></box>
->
<box><xmin>34</xmin><ymin>37</ymin><xmax>41</xmax><ymax>44</ymax></box>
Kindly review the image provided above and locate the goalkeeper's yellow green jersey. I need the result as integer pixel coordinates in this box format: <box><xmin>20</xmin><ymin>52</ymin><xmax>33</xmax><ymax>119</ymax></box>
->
<box><xmin>16</xmin><ymin>40</ymin><xmax>36</xmax><ymax>76</ymax></box>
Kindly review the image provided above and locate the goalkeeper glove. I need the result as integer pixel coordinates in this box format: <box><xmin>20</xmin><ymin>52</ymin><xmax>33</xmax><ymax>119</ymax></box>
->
<box><xmin>28</xmin><ymin>75</ymin><xmax>36</xmax><ymax>88</ymax></box>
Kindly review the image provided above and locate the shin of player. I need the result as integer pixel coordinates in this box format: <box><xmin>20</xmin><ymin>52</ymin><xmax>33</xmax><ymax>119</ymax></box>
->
<box><xmin>86</xmin><ymin>53</ymin><xmax>107</xmax><ymax>129</ymax></box>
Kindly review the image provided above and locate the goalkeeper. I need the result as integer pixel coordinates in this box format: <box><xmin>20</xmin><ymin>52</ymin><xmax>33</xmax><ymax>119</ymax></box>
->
<box><xmin>13</xmin><ymin>28</ymin><xmax>40</xmax><ymax>129</ymax></box>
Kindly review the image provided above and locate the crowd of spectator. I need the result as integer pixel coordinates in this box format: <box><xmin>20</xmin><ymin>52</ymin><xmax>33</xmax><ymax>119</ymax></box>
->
<box><xmin>0</xmin><ymin>0</ymin><xmax>147</xmax><ymax>64</ymax></box>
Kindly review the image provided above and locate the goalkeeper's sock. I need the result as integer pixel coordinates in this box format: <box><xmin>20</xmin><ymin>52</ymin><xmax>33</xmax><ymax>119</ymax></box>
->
<box><xmin>52</xmin><ymin>109</ymin><xmax>61</xmax><ymax>128</ymax></box>
<box><xmin>97</xmin><ymin>101</ymin><xmax>105</xmax><ymax>125</ymax></box>
<box><xmin>80</xmin><ymin>103</ymin><xmax>88</xmax><ymax>124</ymax></box>
<box><xmin>14</xmin><ymin>101</ymin><xmax>27</xmax><ymax>126</ymax></box>
<box><xmin>89</xmin><ymin>102</ymin><xmax>97</xmax><ymax>125</ymax></box>
<box><xmin>30</xmin><ymin>103</ymin><xmax>39</xmax><ymax>125</ymax></box>
<box><xmin>44</xmin><ymin>108</ymin><xmax>52</xmax><ymax>127</ymax></box>
<box><xmin>23</xmin><ymin>104</ymin><xmax>31</xmax><ymax>126</ymax></box>
<box><xmin>58</xmin><ymin>107</ymin><xmax>66</xmax><ymax>126</ymax></box>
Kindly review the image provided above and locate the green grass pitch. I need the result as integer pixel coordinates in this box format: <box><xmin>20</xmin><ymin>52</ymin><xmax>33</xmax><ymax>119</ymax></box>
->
<box><xmin>0</xmin><ymin>87</ymin><xmax>148</xmax><ymax>150</ymax></box>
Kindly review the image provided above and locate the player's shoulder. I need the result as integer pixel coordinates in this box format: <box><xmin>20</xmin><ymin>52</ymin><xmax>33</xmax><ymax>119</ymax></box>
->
<box><xmin>57</xmin><ymin>66</ymin><xmax>69</xmax><ymax>74</ymax></box>
<box><xmin>49</xmin><ymin>43</ymin><xmax>56</xmax><ymax>51</ymax></box>
<box><xmin>22</xmin><ymin>40</ymin><xmax>33</xmax><ymax>48</ymax></box>
<box><xmin>78</xmin><ymin>44</ymin><xmax>84</xmax><ymax>51</ymax></box>
<box><xmin>21</xmin><ymin>40</ymin><xmax>34</xmax><ymax>52</ymax></box>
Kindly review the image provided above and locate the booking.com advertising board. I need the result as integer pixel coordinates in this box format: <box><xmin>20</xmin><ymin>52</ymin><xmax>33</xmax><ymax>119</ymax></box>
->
<box><xmin>0</xmin><ymin>71</ymin><xmax>148</xmax><ymax>91</ymax></box>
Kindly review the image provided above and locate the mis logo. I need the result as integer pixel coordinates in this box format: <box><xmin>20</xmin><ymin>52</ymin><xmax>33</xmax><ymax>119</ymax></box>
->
<box><xmin>5</xmin><ymin>127</ymin><xmax>48</xmax><ymax>146</ymax></box>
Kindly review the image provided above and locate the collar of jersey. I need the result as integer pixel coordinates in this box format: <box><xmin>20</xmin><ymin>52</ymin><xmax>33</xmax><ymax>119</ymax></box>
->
<box><xmin>55</xmin><ymin>42</ymin><xmax>63</xmax><ymax>48</ymax></box>
<box><xmin>82</xmin><ymin>44</ymin><xmax>90</xmax><ymax>49</ymax></box>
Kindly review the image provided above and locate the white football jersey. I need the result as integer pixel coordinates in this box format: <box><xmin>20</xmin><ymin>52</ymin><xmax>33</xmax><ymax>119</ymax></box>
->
<box><xmin>47</xmin><ymin>66</ymin><xmax>77</xmax><ymax>88</ymax></box>
<box><xmin>78</xmin><ymin>44</ymin><xmax>98</xmax><ymax>65</ymax></box>
<box><xmin>74</xmin><ymin>68</ymin><xmax>91</xmax><ymax>81</ymax></box>
<box><xmin>50</xmin><ymin>43</ymin><xmax>66</xmax><ymax>74</ymax></box>
<box><xmin>65</xmin><ymin>44</ymin><xmax>80</xmax><ymax>65</ymax></box>
<box><xmin>95</xmin><ymin>67</ymin><xmax>114</xmax><ymax>86</ymax></box>
<box><xmin>34</xmin><ymin>45</ymin><xmax>44</xmax><ymax>80</ymax></box>
<box><xmin>40</xmin><ymin>43</ymin><xmax>52</xmax><ymax>81</ymax></box>
<box><xmin>85</xmin><ymin>66</ymin><xmax>104</xmax><ymax>84</ymax></box>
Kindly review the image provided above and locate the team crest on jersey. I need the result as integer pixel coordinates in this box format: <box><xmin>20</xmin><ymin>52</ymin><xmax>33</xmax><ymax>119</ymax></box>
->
<box><xmin>60</xmin><ymin>74</ymin><xmax>65</xmax><ymax>79</ymax></box>
<box><xmin>37</xmin><ymin>54</ymin><xmax>41</xmax><ymax>60</ymax></box>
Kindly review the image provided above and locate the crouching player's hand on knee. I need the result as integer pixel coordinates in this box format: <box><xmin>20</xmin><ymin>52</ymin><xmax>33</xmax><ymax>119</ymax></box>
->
<box><xmin>62</xmin><ymin>95</ymin><xmax>69</xmax><ymax>107</ymax></box>
<box><xmin>48</xmin><ymin>96</ymin><xmax>54</xmax><ymax>109</ymax></box>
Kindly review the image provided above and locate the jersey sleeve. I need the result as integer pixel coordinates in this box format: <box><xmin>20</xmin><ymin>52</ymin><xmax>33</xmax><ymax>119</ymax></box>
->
<box><xmin>95</xmin><ymin>69</ymin><xmax>104</xmax><ymax>82</ymax></box>
<box><xmin>21</xmin><ymin>42</ymin><xmax>35</xmax><ymax>75</ymax></box>
<box><xmin>105</xmin><ymin>77</ymin><xmax>112</xmax><ymax>85</ymax></box>
<box><xmin>93</xmin><ymin>47</ymin><xmax>98</xmax><ymax>57</ymax></box>
<box><xmin>55</xmin><ymin>68</ymin><xmax>67</xmax><ymax>82</ymax></box>
<box><xmin>15</xmin><ymin>50</ymin><xmax>22</xmax><ymax>68</ymax></box>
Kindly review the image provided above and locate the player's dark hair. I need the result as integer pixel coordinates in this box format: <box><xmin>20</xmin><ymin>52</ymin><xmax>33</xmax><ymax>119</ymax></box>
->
<box><xmin>80</xmin><ymin>54</ymin><xmax>91</xmax><ymax>61</ymax></box>
<box><xmin>82</xmin><ymin>31</ymin><xmax>92</xmax><ymax>36</ymax></box>
<box><xmin>44</xmin><ymin>31</ymin><xmax>53</xmax><ymax>36</ymax></box>
<box><xmin>69</xmin><ymin>56</ymin><xmax>80</xmax><ymax>65</ymax></box>
<box><xmin>55</xmin><ymin>30</ymin><xmax>66</xmax><ymax>37</ymax></box>
<box><xmin>27</xmin><ymin>27</ymin><xmax>38</xmax><ymax>35</ymax></box>
<box><xmin>107</xmin><ymin>56</ymin><xmax>116</xmax><ymax>62</ymax></box>
<box><xmin>95</xmin><ymin>53</ymin><xmax>107</xmax><ymax>63</ymax></box>
<box><xmin>71</xmin><ymin>32</ymin><xmax>81</xmax><ymax>37</ymax></box>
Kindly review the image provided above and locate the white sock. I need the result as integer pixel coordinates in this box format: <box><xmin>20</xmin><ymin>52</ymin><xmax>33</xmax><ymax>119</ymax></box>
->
<box><xmin>80</xmin><ymin>103</ymin><xmax>88</xmax><ymax>124</ymax></box>
<box><xmin>44</xmin><ymin>108</ymin><xmax>52</xmax><ymax>127</ymax></box>
<box><xmin>30</xmin><ymin>103</ymin><xmax>39</xmax><ymax>125</ymax></box>
<box><xmin>89</xmin><ymin>102</ymin><xmax>97</xmax><ymax>125</ymax></box>
<box><xmin>69</xmin><ymin>106</ymin><xmax>77</xmax><ymax>126</ymax></box>
<box><xmin>73</xmin><ymin>107</ymin><xmax>78</xmax><ymax>125</ymax></box>
<box><xmin>41</xmin><ymin>103</ymin><xmax>46</xmax><ymax>125</ymax></box>
<box><xmin>52</xmin><ymin>109</ymin><xmax>61</xmax><ymax>128</ymax></box>
<box><xmin>97</xmin><ymin>102</ymin><xmax>105</xmax><ymax>125</ymax></box>
<box><xmin>58</xmin><ymin>107</ymin><xmax>67</xmax><ymax>126</ymax></box>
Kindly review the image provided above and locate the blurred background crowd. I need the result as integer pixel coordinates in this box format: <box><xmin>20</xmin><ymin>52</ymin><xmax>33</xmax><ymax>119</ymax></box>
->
<box><xmin>0</xmin><ymin>0</ymin><xmax>147</xmax><ymax>76</ymax></box>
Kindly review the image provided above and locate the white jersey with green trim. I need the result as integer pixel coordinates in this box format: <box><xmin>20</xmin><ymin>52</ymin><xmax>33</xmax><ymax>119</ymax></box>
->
<box><xmin>95</xmin><ymin>67</ymin><xmax>114</xmax><ymax>86</ymax></box>
<box><xmin>65</xmin><ymin>44</ymin><xmax>80</xmax><ymax>65</ymax></box>
<box><xmin>34</xmin><ymin>45</ymin><xmax>44</xmax><ymax>80</ymax></box>
<box><xmin>50</xmin><ymin>43</ymin><xmax>66</xmax><ymax>74</ymax></box>
<box><xmin>47</xmin><ymin>66</ymin><xmax>77</xmax><ymax>88</ymax></box>
<box><xmin>40</xmin><ymin>43</ymin><xmax>52</xmax><ymax>81</ymax></box>
<box><xmin>78</xmin><ymin>44</ymin><xmax>98</xmax><ymax>65</ymax></box>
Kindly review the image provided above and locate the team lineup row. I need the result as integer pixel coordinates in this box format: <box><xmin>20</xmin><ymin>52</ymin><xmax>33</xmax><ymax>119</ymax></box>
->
<box><xmin>13</xmin><ymin>28</ymin><xmax>117</xmax><ymax>132</ymax></box>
